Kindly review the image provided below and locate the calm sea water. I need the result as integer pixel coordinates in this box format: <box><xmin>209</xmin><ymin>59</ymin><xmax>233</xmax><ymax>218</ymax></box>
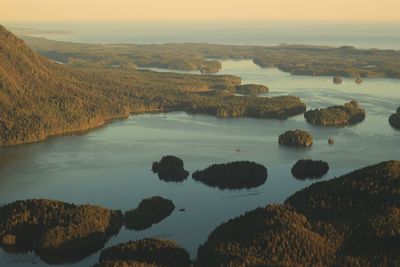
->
<box><xmin>5</xmin><ymin>22</ymin><xmax>400</xmax><ymax>50</ymax></box>
<box><xmin>0</xmin><ymin>60</ymin><xmax>400</xmax><ymax>266</ymax></box>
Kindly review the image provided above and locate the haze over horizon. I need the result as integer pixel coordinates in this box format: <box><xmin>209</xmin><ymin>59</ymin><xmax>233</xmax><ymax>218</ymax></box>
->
<box><xmin>1</xmin><ymin>0</ymin><xmax>400</xmax><ymax>23</ymax></box>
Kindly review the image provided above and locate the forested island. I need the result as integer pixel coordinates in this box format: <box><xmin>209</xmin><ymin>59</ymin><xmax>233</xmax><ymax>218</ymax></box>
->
<box><xmin>0</xmin><ymin>199</ymin><xmax>123</xmax><ymax>263</ymax></box>
<box><xmin>304</xmin><ymin>101</ymin><xmax>366</xmax><ymax>126</ymax></box>
<box><xmin>389</xmin><ymin>107</ymin><xmax>400</xmax><ymax>129</ymax></box>
<box><xmin>0</xmin><ymin>196</ymin><xmax>177</xmax><ymax>264</ymax></box>
<box><xmin>192</xmin><ymin>161</ymin><xmax>268</xmax><ymax>189</ymax></box>
<box><xmin>197</xmin><ymin>160</ymin><xmax>400</xmax><ymax>266</ymax></box>
<box><xmin>2</xmin><ymin>161</ymin><xmax>400</xmax><ymax>266</ymax></box>
<box><xmin>291</xmin><ymin>159</ymin><xmax>330</xmax><ymax>179</ymax></box>
<box><xmin>124</xmin><ymin>196</ymin><xmax>175</xmax><ymax>230</ymax></box>
<box><xmin>152</xmin><ymin>155</ymin><xmax>189</xmax><ymax>182</ymax></box>
<box><xmin>278</xmin><ymin>129</ymin><xmax>313</xmax><ymax>147</ymax></box>
<box><xmin>23</xmin><ymin>35</ymin><xmax>400</xmax><ymax>78</ymax></box>
<box><xmin>95</xmin><ymin>239</ymin><xmax>191</xmax><ymax>267</ymax></box>
<box><xmin>0</xmin><ymin>25</ymin><xmax>306</xmax><ymax>146</ymax></box>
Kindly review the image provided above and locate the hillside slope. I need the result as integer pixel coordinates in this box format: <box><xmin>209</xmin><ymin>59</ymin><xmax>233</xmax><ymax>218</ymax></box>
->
<box><xmin>0</xmin><ymin>25</ymin><xmax>231</xmax><ymax>145</ymax></box>
<box><xmin>0</xmin><ymin>25</ymin><xmax>306</xmax><ymax>146</ymax></box>
<box><xmin>0</xmin><ymin>26</ymin><xmax>127</xmax><ymax>145</ymax></box>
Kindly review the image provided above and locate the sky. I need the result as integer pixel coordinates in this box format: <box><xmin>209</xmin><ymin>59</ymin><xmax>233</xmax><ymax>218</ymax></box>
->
<box><xmin>1</xmin><ymin>0</ymin><xmax>399</xmax><ymax>22</ymax></box>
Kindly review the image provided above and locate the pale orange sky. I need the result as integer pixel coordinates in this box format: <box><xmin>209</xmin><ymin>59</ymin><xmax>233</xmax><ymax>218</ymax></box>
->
<box><xmin>1</xmin><ymin>0</ymin><xmax>399</xmax><ymax>22</ymax></box>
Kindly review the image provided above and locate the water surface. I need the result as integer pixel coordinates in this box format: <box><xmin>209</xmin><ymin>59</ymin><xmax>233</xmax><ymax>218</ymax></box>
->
<box><xmin>0</xmin><ymin>60</ymin><xmax>399</xmax><ymax>266</ymax></box>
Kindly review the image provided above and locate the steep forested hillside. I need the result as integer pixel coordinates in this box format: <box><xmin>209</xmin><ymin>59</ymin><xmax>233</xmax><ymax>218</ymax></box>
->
<box><xmin>0</xmin><ymin>25</ymin><xmax>305</xmax><ymax>146</ymax></box>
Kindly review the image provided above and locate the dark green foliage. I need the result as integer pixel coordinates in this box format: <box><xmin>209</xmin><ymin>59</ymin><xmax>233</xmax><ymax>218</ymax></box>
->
<box><xmin>333</xmin><ymin>76</ymin><xmax>343</xmax><ymax>84</ymax></box>
<box><xmin>152</xmin><ymin>155</ymin><xmax>189</xmax><ymax>182</ymax></box>
<box><xmin>389</xmin><ymin>107</ymin><xmax>400</xmax><ymax>129</ymax></box>
<box><xmin>95</xmin><ymin>260</ymin><xmax>158</xmax><ymax>267</ymax></box>
<box><xmin>192</xmin><ymin>161</ymin><xmax>267</xmax><ymax>189</ymax></box>
<box><xmin>304</xmin><ymin>100</ymin><xmax>366</xmax><ymax>126</ymax></box>
<box><xmin>285</xmin><ymin>160</ymin><xmax>400</xmax><ymax>264</ymax></box>
<box><xmin>96</xmin><ymin>238</ymin><xmax>191</xmax><ymax>267</ymax></box>
<box><xmin>198</xmin><ymin>161</ymin><xmax>400</xmax><ymax>266</ymax></box>
<box><xmin>195</xmin><ymin>95</ymin><xmax>306</xmax><ymax>119</ymax></box>
<box><xmin>0</xmin><ymin>199</ymin><xmax>123</xmax><ymax>264</ymax></box>
<box><xmin>286</xmin><ymin>160</ymin><xmax>400</xmax><ymax>220</ymax></box>
<box><xmin>278</xmin><ymin>129</ymin><xmax>313</xmax><ymax>147</ymax></box>
<box><xmin>234</xmin><ymin>84</ymin><xmax>269</xmax><ymax>95</ymax></box>
<box><xmin>291</xmin><ymin>159</ymin><xmax>329</xmax><ymax>179</ymax></box>
<box><xmin>196</xmin><ymin>204</ymin><xmax>335</xmax><ymax>267</ymax></box>
<box><xmin>124</xmin><ymin>197</ymin><xmax>175</xmax><ymax>231</ymax></box>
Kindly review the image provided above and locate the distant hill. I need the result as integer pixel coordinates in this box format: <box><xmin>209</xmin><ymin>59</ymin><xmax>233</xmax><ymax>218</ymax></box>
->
<box><xmin>0</xmin><ymin>25</ymin><xmax>305</xmax><ymax>146</ymax></box>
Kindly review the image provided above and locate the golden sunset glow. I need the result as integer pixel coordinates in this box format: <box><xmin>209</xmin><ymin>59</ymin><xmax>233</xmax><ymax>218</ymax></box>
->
<box><xmin>1</xmin><ymin>0</ymin><xmax>400</xmax><ymax>22</ymax></box>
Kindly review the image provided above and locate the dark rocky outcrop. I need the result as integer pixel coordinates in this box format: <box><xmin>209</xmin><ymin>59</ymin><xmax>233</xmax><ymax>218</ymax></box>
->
<box><xmin>124</xmin><ymin>196</ymin><xmax>175</xmax><ymax>231</ymax></box>
<box><xmin>152</xmin><ymin>155</ymin><xmax>189</xmax><ymax>182</ymax></box>
<box><xmin>95</xmin><ymin>238</ymin><xmax>191</xmax><ymax>267</ymax></box>
<box><xmin>197</xmin><ymin>161</ymin><xmax>400</xmax><ymax>266</ymax></box>
<box><xmin>304</xmin><ymin>101</ymin><xmax>366</xmax><ymax>126</ymax></box>
<box><xmin>389</xmin><ymin>107</ymin><xmax>400</xmax><ymax>129</ymax></box>
<box><xmin>291</xmin><ymin>159</ymin><xmax>329</xmax><ymax>180</ymax></box>
<box><xmin>278</xmin><ymin>129</ymin><xmax>313</xmax><ymax>147</ymax></box>
<box><xmin>333</xmin><ymin>76</ymin><xmax>343</xmax><ymax>84</ymax></box>
<box><xmin>234</xmin><ymin>84</ymin><xmax>269</xmax><ymax>95</ymax></box>
<box><xmin>0</xmin><ymin>199</ymin><xmax>123</xmax><ymax>263</ymax></box>
<box><xmin>192</xmin><ymin>161</ymin><xmax>267</xmax><ymax>190</ymax></box>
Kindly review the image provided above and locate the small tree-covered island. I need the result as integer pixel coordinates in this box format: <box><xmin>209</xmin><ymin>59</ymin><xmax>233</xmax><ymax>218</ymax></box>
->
<box><xmin>304</xmin><ymin>101</ymin><xmax>366</xmax><ymax>126</ymax></box>
<box><xmin>291</xmin><ymin>159</ymin><xmax>330</xmax><ymax>179</ymax></box>
<box><xmin>192</xmin><ymin>161</ymin><xmax>268</xmax><ymax>189</ymax></box>
<box><xmin>152</xmin><ymin>156</ymin><xmax>189</xmax><ymax>182</ymax></box>
<box><xmin>124</xmin><ymin>196</ymin><xmax>175</xmax><ymax>230</ymax></box>
<box><xmin>278</xmin><ymin>129</ymin><xmax>314</xmax><ymax>147</ymax></box>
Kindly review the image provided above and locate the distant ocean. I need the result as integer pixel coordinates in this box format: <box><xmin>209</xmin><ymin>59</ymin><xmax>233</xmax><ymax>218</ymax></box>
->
<box><xmin>5</xmin><ymin>21</ymin><xmax>400</xmax><ymax>50</ymax></box>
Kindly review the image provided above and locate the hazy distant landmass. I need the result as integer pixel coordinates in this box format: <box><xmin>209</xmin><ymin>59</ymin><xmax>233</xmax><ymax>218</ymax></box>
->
<box><xmin>23</xmin><ymin>35</ymin><xmax>400</xmax><ymax>79</ymax></box>
<box><xmin>7</xmin><ymin>22</ymin><xmax>400</xmax><ymax>50</ymax></box>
